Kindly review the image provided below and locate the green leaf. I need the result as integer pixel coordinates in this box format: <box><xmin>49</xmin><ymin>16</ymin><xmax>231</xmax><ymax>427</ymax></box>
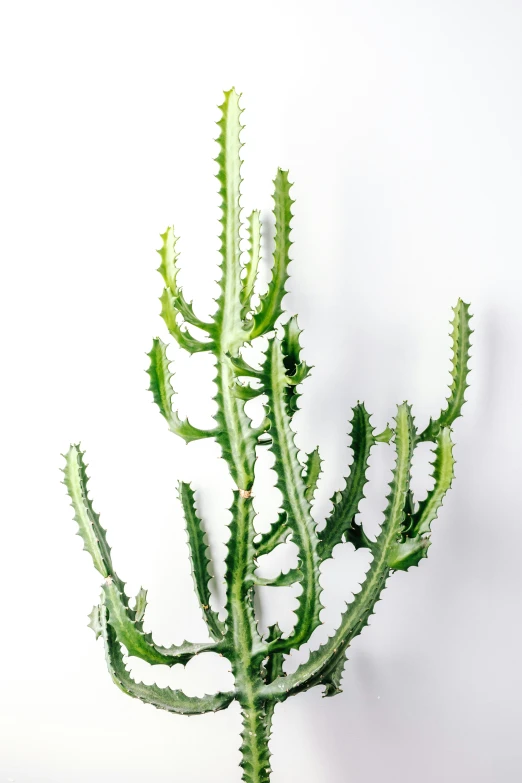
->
<box><xmin>147</xmin><ymin>338</ymin><xmax>216</xmax><ymax>443</ymax></box>
<box><xmin>420</xmin><ymin>299</ymin><xmax>472</xmax><ymax>441</ymax></box>
<box><xmin>101</xmin><ymin>603</ymin><xmax>234</xmax><ymax>716</ymax></box>
<box><xmin>318</xmin><ymin>404</ymin><xmax>376</xmax><ymax>561</ymax></box>
<box><xmin>179</xmin><ymin>482</ymin><xmax>225</xmax><ymax>639</ymax></box>
<box><xmin>249</xmin><ymin>170</ymin><xmax>293</xmax><ymax>339</ymax></box>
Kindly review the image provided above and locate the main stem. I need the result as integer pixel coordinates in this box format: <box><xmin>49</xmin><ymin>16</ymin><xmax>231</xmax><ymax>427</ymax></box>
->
<box><xmin>215</xmin><ymin>89</ymin><xmax>274</xmax><ymax>782</ymax></box>
<box><xmin>240</xmin><ymin>703</ymin><xmax>272</xmax><ymax>783</ymax></box>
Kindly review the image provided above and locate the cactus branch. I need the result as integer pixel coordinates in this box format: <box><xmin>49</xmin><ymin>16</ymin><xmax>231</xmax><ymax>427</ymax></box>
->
<box><xmin>64</xmin><ymin>89</ymin><xmax>470</xmax><ymax>782</ymax></box>
<box><xmin>261</xmin><ymin>403</ymin><xmax>416</xmax><ymax>701</ymax></box>
<box><xmin>263</xmin><ymin>338</ymin><xmax>322</xmax><ymax>652</ymax></box>
<box><xmin>101</xmin><ymin>603</ymin><xmax>234</xmax><ymax>716</ymax></box>
<box><xmin>318</xmin><ymin>403</ymin><xmax>375</xmax><ymax>561</ymax></box>
<box><xmin>249</xmin><ymin>171</ymin><xmax>293</xmax><ymax>339</ymax></box>
<box><xmin>147</xmin><ymin>338</ymin><xmax>216</xmax><ymax>443</ymax></box>
<box><xmin>178</xmin><ymin>481</ymin><xmax>225</xmax><ymax>639</ymax></box>
<box><xmin>254</xmin><ymin>512</ymin><xmax>291</xmax><ymax>556</ymax></box>
<box><xmin>241</xmin><ymin>209</ymin><xmax>262</xmax><ymax>318</ymax></box>
<box><xmin>103</xmin><ymin>580</ymin><xmax>217</xmax><ymax>665</ymax></box>
<box><xmin>419</xmin><ymin>299</ymin><xmax>472</xmax><ymax>441</ymax></box>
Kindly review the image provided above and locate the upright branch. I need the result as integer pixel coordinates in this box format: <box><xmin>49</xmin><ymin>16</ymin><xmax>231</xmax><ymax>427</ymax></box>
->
<box><xmin>64</xmin><ymin>88</ymin><xmax>471</xmax><ymax>783</ymax></box>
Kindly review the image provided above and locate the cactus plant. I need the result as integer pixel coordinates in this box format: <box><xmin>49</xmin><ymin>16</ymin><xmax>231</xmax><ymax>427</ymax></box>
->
<box><xmin>63</xmin><ymin>88</ymin><xmax>472</xmax><ymax>783</ymax></box>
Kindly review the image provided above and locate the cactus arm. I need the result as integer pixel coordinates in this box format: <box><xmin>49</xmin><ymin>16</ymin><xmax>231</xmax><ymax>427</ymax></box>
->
<box><xmin>263</xmin><ymin>338</ymin><xmax>322</xmax><ymax>652</ymax></box>
<box><xmin>214</xmin><ymin>88</ymin><xmax>245</xmax><ymax>347</ymax></box>
<box><xmin>178</xmin><ymin>482</ymin><xmax>225</xmax><ymax>639</ymax></box>
<box><xmin>261</xmin><ymin>403</ymin><xmax>415</xmax><ymax>701</ymax></box>
<box><xmin>254</xmin><ymin>512</ymin><xmax>291</xmax><ymax>556</ymax></box>
<box><xmin>157</xmin><ymin>226</ymin><xmax>215</xmax><ymax>335</ymax></box>
<box><xmin>100</xmin><ymin>604</ymin><xmax>234</xmax><ymax>716</ymax></box>
<box><xmin>253</xmin><ymin>568</ymin><xmax>303</xmax><ymax>587</ymax></box>
<box><xmin>375</xmin><ymin>424</ymin><xmax>394</xmax><ymax>443</ymax></box>
<box><xmin>64</xmin><ymin>446</ymin><xmax>212</xmax><ymax>667</ymax></box>
<box><xmin>171</xmin><ymin>290</ymin><xmax>215</xmax><ymax>334</ymax></box>
<box><xmin>303</xmin><ymin>447</ymin><xmax>322</xmax><ymax>503</ymax></box>
<box><xmin>389</xmin><ymin>427</ymin><xmax>455</xmax><ymax>570</ymax></box>
<box><xmin>228</xmin><ymin>353</ymin><xmax>264</xmax><ymax>379</ymax></box>
<box><xmin>249</xmin><ymin>171</ymin><xmax>293</xmax><ymax>340</ymax></box>
<box><xmin>317</xmin><ymin>404</ymin><xmax>375</xmax><ymax>561</ymax></box>
<box><xmin>211</xmin><ymin>89</ymin><xmax>258</xmax><ymax>490</ymax></box>
<box><xmin>241</xmin><ymin>209</ymin><xmax>262</xmax><ymax>317</ymax></box>
<box><xmin>63</xmin><ymin>444</ymin><xmax>125</xmax><ymax>594</ymax></box>
<box><xmin>160</xmin><ymin>289</ymin><xmax>215</xmax><ymax>353</ymax></box>
<box><xmin>103</xmin><ymin>581</ymin><xmax>217</xmax><ymax>665</ymax></box>
<box><xmin>231</xmin><ymin>379</ymin><xmax>265</xmax><ymax>401</ymax></box>
<box><xmin>147</xmin><ymin>337</ymin><xmax>216</xmax><ymax>443</ymax></box>
<box><xmin>419</xmin><ymin>299</ymin><xmax>472</xmax><ymax>442</ymax></box>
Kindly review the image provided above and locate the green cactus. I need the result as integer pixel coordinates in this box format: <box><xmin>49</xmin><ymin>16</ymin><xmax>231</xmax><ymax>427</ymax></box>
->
<box><xmin>63</xmin><ymin>89</ymin><xmax>472</xmax><ymax>783</ymax></box>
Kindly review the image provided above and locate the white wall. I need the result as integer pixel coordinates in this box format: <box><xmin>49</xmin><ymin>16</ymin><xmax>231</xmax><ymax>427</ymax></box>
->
<box><xmin>1</xmin><ymin>1</ymin><xmax>521</xmax><ymax>781</ymax></box>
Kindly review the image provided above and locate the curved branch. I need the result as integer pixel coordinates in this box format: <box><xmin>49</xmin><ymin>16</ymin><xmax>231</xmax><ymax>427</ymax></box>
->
<box><xmin>101</xmin><ymin>604</ymin><xmax>234</xmax><ymax>716</ymax></box>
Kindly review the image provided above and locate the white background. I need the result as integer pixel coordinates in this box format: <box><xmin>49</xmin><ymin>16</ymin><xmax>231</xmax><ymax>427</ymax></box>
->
<box><xmin>1</xmin><ymin>1</ymin><xmax>521</xmax><ymax>781</ymax></box>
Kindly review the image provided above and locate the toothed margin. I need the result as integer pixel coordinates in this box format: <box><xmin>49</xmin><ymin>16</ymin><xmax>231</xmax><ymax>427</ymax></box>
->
<box><xmin>249</xmin><ymin>170</ymin><xmax>294</xmax><ymax>340</ymax></box>
<box><xmin>389</xmin><ymin>426</ymin><xmax>455</xmax><ymax>571</ymax></box>
<box><xmin>178</xmin><ymin>482</ymin><xmax>225</xmax><ymax>639</ymax></box>
<box><xmin>241</xmin><ymin>209</ymin><xmax>262</xmax><ymax>319</ymax></box>
<box><xmin>239</xmin><ymin>706</ymin><xmax>272</xmax><ymax>783</ymax></box>
<box><xmin>260</xmin><ymin>403</ymin><xmax>415</xmax><ymax>701</ymax></box>
<box><xmin>103</xmin><ymin>580</ymin><xmax>217</xmax><ymax>666</ymax></box>
<box><xmin>420</xmin><ymin>299</ymin><xmax>473</xmax><ymax>441</ymax></box>
<box><xmin>303</xmin><ymin>447</ymin><xmax>323</xmax><ymax>504</ymax></box>
<box><xmin>147</xmin><ymin>337</ymin><xmax>216</xmax><ymax>443</ymax></box>
<box><xmin>317</xmin><ymin>403</ymin><xmax>376</xmax><ymax>561</ymax></box>
<box><xmin>262</xmin><ymin>338</ymin><xmax>322</xmax><ymax>654</ymax></box>
<box><xmin>101</xmin><ymin>603</ymin><xmax>234</xmax><ymax>716</ymax></box>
